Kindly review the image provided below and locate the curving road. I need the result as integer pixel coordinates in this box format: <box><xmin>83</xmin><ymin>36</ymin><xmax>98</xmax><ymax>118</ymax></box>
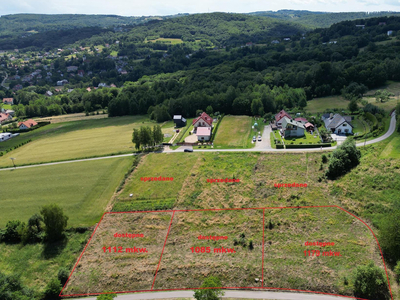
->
<box><xmin>0</xmin><ymin>71</ymin><xmax>8</xmax><ymax>89</ymax></box>
<box><xmin>0</xmin><ymin>112</ymin><xmax>396</xmax><ymax>171</ymax></box>
<box><xmin>66</xmin><ymin>290</ymin><xmax>356</xmax><ymax>300</ymax></box>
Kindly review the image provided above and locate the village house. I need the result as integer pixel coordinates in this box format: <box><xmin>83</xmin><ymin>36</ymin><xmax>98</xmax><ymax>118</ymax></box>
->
<box><xmin>196</xmin><ymin>127</ymin><xmax>212</xmax><ymax>142</ymax></box>
<box><xmin>193</xmin><ymin>112</ymin><xmax>213</xmax><ymax>132</ymax></box>
<box><xmin>3</xmin><ymin>98</ymin><xmax>14</xmax><ymax>105</ymax></box>
<box><xmin>18</xmin><ymin>119</ymin><xmax>38</xmax><ymax>130</ymax></box>
<box><xmin>323</xmin><ymin>113</ymin><xmax>353</xmax><ymax>134</ymax></box>
<box><xmin>275</xmin><ymin>109</ymin><xmax>292</xmax><ymax>128</ymax></box>
<box><xmin>0</xmin><ymin>112</ymin><xmax>12</xmax><ymax>124</ymax></box>
<box><xmin>67</xmin><ymin>66</ymin><xmax>78</xmax><ymax>72</ymax></box>
<box><xmin>294</xmin><ymin>117</ymin><xmax>308</xmax><ymax>124</ymax></box>
<box><xmin>173</xmin><ymin>115</ymin><xmax>187</xmax><ymax>127</ymax></box>
<box><xmin>280</xmin><ymin>117</ymin><xmax>306</xmax><ymax>138</ymax></box>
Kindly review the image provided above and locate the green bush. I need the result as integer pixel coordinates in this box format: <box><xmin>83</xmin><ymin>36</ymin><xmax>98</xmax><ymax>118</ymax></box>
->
<box><xmin>57</xmin><ymin>268</ymin><xmax>69</xmax><ymax>286</ymax></box>
<box><xmin>326</xmin><ymin>138</ymin><xmax>360</xmax><ymax>179</ymax></box>
<box><xmin>44</xmin><ymin>278</ymin><xmax>62</xmax><ymax>300</ymax></box>
<box><xmin>395</xmin><ymin>261</ymin><xmax>400</xmax><ymax>283</ymax></box>
<box><xmin>379</xmin><ymin>207</ymin><xmax>400</xmax><ymax>263</ymax></box>
<box><xmin>322</xmin><ymin>154</ymin><xmax>328</xmax><ymax>163</ymax></box>
<box><xmin>353</xmin><ymin>262</ymin><xmax>390</xmax><ymax>300</ymax></box>
<box><xmin>3</xmin><ymin>220</ymin><xmax>25</xmax><ymax>243</ymax></box>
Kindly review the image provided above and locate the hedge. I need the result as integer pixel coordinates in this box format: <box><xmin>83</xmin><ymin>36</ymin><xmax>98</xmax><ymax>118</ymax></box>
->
<box><xmin>209</xmin><ymin>114</ymin><xmax>224</xmax><ymax>143</ymax></box>
<box><xmin>285</xmin><ymin>143</ymin><xmax>331</xmax><ymax>149</ymax></box>
<box><xmin>6</xmin><ymin>121</ymin><xmax>50</xmax><ymax>133</ymax></box>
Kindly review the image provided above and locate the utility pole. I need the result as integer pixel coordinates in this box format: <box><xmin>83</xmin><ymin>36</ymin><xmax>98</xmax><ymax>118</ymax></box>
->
<box><xmin>10</xmin><ymin>157</ymin><xmax>16</xmax><ymax>169</ymax></box>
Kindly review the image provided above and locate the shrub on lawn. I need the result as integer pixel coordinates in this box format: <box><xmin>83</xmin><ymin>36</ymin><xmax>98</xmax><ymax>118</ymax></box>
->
<box><xmin>353</xmin><ymin>262</ymin><xmax>390</xmax><ymax>300</ymax></box>
<box><xmin>326</xmin><ymin>138</ymin><xmax>360</xmax><ymax>179</ymax></box>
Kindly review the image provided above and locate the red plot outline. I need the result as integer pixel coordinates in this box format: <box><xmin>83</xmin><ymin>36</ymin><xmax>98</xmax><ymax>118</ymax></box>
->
<box><xmin>59</xmin><ymin>205</ymin><xmax>393</xmax><ymax>300</ymax></box>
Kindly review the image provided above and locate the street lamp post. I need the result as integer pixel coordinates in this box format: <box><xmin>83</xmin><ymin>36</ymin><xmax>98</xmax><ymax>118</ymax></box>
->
<box><xmin>10</xmin><ymin>157</ymin><xmax>16</xmax><ymax>169</ymax></box>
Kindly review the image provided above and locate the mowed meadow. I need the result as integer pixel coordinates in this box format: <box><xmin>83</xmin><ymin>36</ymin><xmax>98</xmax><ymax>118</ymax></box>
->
<box><xmin>0</xmin><ymin>156</ymin><xmax>133</xmax><ymax>227</ymax></box>
<box><xmin>0</xmin><ymin>115</ymin><xmax>174</xmax><ymax>167</ymax></box>
<box><xmin>213</xmin><ymin>115</ymin><xmax>253</xmax><ymax>148</ymax></box>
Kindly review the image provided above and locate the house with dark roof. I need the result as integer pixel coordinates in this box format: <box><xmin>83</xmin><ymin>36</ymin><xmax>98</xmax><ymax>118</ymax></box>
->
<box><xmin>173</xmin><ymin>115</ymin><xmax>187</xmax><ymax>127</ymax></box>
<box><xmin>275</xmin><ymin>110</ymin><xmax>292</xmax><ymax>128</ymax></box>
<box><xmin>193</xmin><ymin>112</ymin><xmax>213</xmax><ymax>133</ymax></box>
<box><xmin>323</xmin><ymin>113</ymin><xmax>353</xmax><ymax>134</ymax></box>
<box><xmin>280</xmin><ymin>117</ymin><xmax>305</xmax><ymax>138</ymax></box>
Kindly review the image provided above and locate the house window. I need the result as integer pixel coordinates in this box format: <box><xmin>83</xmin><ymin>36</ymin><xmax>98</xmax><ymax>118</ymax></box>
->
<box><xmin>345</xmin><ymin>129</ymin><xmax>349</xmax><ymax>133</ymax></box>
<box><xmin>343</xmin><ymin>123</ymin><xmax>347</xmax><ymax>126</ymax></box>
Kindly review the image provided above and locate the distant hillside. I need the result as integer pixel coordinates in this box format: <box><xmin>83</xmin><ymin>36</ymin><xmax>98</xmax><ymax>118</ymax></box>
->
<box><xmin>248</xmin><ymin>10</ymin><xmax>400</xmax><ymax>28</ymax></box>
<box><xmin>124</xmin><ymin>12</ymin><xmax>305</xmax><ymax>46</ymax></box>
<box><xmin>0</xmin><ymin>13</ymin><xmax>187</xmax><ymax>39</ymax></box>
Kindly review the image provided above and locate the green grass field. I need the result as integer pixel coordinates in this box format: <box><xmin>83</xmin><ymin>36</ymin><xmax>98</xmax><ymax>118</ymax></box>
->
<box><xmin>0</xmin><ymin>157</ymin><xmax>133</xmax><ymax>227</ymax></box>
<box><xmin>149</xmin><ymin>38</ymin><xmax>183</xmax><ymax>44</ymax></box>
<box><xmin>306</xmin><ymin>96</ymin><xmax>350</xmax><ymax>114</ymax></box>
<box><xmin>0</xmin><ymin>231</ymin><xmax>90</xmax><ymax>292</ymax></box>
<box><xmin>118</xmin><ymin>153</ymin><xmax>198</xmax><ymax>201</ymax></box>
<box><xmin>213</xmin><ymin>116</ymin><xmax>253</xmax><ymax>148</ymax></box>
<box><xmin>284</xmin><ymin>132</ymin><xmax>321</xmax><ymax>144</ymax></box>
<box><xmin>380</xmin><ymin>132</ymin><xmax>400</xmax><ymax>158</ymax></box>
<box><xmin>0</xmin><ymin>115</ymin><xmax>158</xmax><ymax>167</ymax></box>
<box><xmin>2</xmin><ymin>104</ymin><xmax>12</xmax><ymax>110</ymax></box>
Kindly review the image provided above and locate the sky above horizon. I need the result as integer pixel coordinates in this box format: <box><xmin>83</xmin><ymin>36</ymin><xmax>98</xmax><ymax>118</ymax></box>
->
<box><xmin>1</xmin><ymin>0</ymin><xmax>400</xmax><ymax>16</ymax></box>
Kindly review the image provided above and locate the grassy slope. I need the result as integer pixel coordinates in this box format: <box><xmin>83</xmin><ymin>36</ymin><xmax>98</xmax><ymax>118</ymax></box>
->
<box><xmin>0</xmin><ymin>115</ymin><xmax>155</xmax><ymax>167</ymax></box>
<box><xmin>68</xmin><ymin>149</ymin><xmax>392</xmax><ymax>296</ymax></box>
<box><xmin>118</xmin><ymin>153</ymin><xmax>198</xmax><ymax>201</ymax></box>
<box><xmin>0</xmin><ymin>231</ymin><xmax>90</xmax><ymax>292</ymax></box>
<box><xmin>0</xmin><ymin>156</ymin><xmax>133</xmax><ymax>227</ymax></box>
<box><xmin>213</xmin><ymin>116</ymin><xmax>253</xmax><ymax>148</ymax></box>
<box><xmin>305</xmin><ymin>96</ymin><xmax>350</xmax><ymax>114</ymax></box>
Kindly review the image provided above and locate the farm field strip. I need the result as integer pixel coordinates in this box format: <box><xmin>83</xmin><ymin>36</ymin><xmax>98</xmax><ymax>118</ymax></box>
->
<box><xmin>61</xmin><ymin>205</ymin><xmax>393</xmax><ymax>300</ymax></box>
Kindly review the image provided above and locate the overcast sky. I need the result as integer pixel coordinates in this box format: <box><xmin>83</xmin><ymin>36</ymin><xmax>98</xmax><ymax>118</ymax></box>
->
<box><xmin>1</xmin><ymin>0</ymin><xmax>400</xmax><ymax>16</ymax></box>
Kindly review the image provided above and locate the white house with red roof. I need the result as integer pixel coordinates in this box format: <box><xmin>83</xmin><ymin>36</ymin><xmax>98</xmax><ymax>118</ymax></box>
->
<box><xmin>275</xmin><ymin>110</ymin><xmax>292</xmax><ymax>128</ymax></box>
<box><xmin>193</xmin><ymin>112</ymin><xmax>213</xmax><ymax>132</ymax></box>
<box><xmin>18</xmin><ymin>119</ymin><xmax>38</xmax><ymax>130</ymax></box>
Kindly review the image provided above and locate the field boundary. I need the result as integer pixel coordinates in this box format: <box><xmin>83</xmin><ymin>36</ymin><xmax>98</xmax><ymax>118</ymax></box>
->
<box><xmin>60</xmin><ymin>205</ymin><xmax>393</xmax><ymax>300</ymax></box>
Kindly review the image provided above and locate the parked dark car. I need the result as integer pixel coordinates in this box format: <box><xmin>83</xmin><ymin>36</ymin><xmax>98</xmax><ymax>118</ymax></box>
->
<box><xmin>184</xmin><ymin>148</ymin><xmax>193</xmax><ymax>152</ymax></box>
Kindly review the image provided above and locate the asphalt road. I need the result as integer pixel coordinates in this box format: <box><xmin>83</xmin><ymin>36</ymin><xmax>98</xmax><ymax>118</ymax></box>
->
<box><xmin>0</xmin><ymin>112</ymin><xmax>396</xmax><ymax>171</ymax></box>
<box><xmin>67</xmin><ymin>290</ymin><xmax>353</xmax><ymax>300</ymax></box>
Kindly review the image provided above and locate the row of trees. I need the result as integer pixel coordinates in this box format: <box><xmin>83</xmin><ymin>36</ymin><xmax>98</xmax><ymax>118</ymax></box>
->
<box><xmin>1</xmin><ymin>204</ymin><xmax>69</xmax><ymax>244</ymax></box>
<box><xmin>132</xmin><ymin>125</ymin><xmax>164</xmax><ymax>150</ymax></box>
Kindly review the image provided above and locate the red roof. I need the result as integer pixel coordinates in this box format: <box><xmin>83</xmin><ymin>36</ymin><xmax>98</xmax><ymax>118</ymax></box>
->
<box><xmin>0</xmin><ymin>113</ymin><xmax>10</xmax><ymax>123</ymax></box>
<box><xmin>193</xmin><ymin>112</ymin><xmax>213</xmax><ymax>126</ymax></box>
<box><xmin>18</xmin><ymin>119</ymin><xmax>38</xmax><ymax>129</ymax></box>
<box><xmin>3</xmin><ymin>98</ymin><xmax>13</xmax><ymax>104</ymax></box>
<box><xmin>305</xmin><ymin>122</ymin><xmax>314</xmax><ymax>128</ymax></box>
<box><xmin>295</xmin><ymin>117</ymin><xmax>308</xmax><ymax>122</ymax></box>
<box><xmin>275</xmin><ymin>110</ymin><xmax>291</xmax><ymax>122</ymax></box>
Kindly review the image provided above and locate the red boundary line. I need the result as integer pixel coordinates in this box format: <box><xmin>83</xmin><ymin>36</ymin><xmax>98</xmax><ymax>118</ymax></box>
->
<box><xmin>59</xmin><ymin>205</ymin><xmax>394</xmax><ymax>300</ymax></box>
<box><xmin>336</xmin><ymin>205</ymin><xmax>394</xmax><ymax>300</ymax></box>
<box><xmin>151</xmin><ymin>210</ymin><xmax>175</xmax><ymax>290</ymax></box>
<box><xmin>261</xmin><ymin>208</ymin><xmax>265</xmax><ymax>288</ymax></box>
<box><xmin>59</xmin><ymin>211</ymin><xmax>107</xmax><ymax>296</ymax></box>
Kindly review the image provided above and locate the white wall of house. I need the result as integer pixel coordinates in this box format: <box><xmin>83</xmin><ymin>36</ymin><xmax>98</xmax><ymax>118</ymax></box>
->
<box><xmin>197</xmin><ymin>134</ymin><xmax>211</xmax><ymax>141</ymax></box>
<box><xmin>193</xmin><ymin>119</ymin><xmax>212</xmax><ymax>129</ymax></box>
<box><xmin>333</xmin><ymin>122</ymin><xmax>352</xmax><ymax>134</ymax></box>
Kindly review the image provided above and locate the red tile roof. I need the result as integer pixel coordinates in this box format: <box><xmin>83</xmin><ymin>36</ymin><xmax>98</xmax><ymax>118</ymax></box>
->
<box><xmin>305</xmin><ymin>122</ymin><xmax>314</xmax><ymax>128</ymax></box>
<box><xmin>3</xmin><ymin>98</ymin><xmax>13</xmax><ymax>104</ymax></box>
<box><xmin>295</xmin><ymin>117</ymin><xmax>308</xmax><ymax>122</ymax></box>
<box><xmin>275</xmin><ymin>110</ymin><xmax>291</xmax><ymax>122</ymax></box>
<box><xmin>18</xmin><ymin>119</ymin><xmax>38</xmax><ymax>129</ymax></box>
<box><xmin>0</xmin><ymin>113</ymin><xmax>10</xmax><ymax>123</ymax></box>
<box><xmin>193</xmin><ymin>112</ymin><xmax>213</xmax><ymax>126</ymax></box>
